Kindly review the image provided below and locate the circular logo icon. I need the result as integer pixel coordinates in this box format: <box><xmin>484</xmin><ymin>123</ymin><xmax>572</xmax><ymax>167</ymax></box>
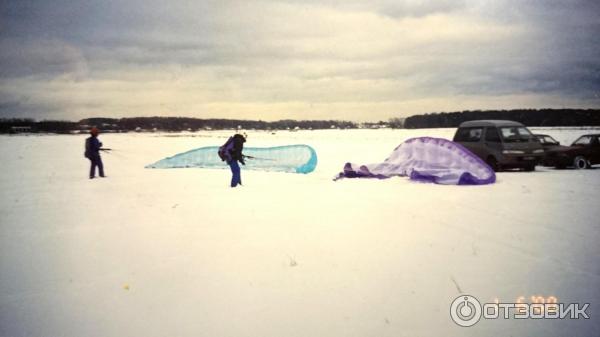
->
<box><xmin>450</xmin><ymin>295</ymin><xmax>482</xmax><ymax>327</ymax></box>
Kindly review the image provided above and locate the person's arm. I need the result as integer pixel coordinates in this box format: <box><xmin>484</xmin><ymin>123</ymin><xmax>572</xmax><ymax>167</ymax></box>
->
<box><xmin>231</xmin><ymin>138</ymin><xmax>244</xmax><ymax>164</ymax></box>
<box><xmin>236</xmin><ymin>143</ymin><xmax>245</xmax><ymax>165</ymax></box>
<box><xmin>91</xmin><ymin>138</ymin><xmax>102</xmax><ymax>152</ymax></box>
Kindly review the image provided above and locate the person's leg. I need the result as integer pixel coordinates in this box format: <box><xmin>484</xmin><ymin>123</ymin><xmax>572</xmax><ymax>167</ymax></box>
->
<box><xmin>89</xmin><ymin>158</ymin><xmax>97</xmax><ymax>178</ymax></box>
<box><xmin>229</xmin><ymin>160</ymin><xmax>240</xmax><ymax>187</ymax></box>
<box><xmin>232</xmin><ymin>160</ymin><xmax>241</xmax><ymax>187</ymax></box>
<box><xmin>228</xmin><ymin>161</ymin><xmax>235</xmax><ymax>187</ymax></box>
<box><xmin>98</xmin><ymin>156</ymin><xmax>105</xmax><ymax>177</ymax></box>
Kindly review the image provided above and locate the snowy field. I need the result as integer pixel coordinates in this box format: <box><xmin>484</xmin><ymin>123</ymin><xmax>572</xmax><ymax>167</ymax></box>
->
<box><xmin>1</xmin><ymin>128</ymin><xmax>599</xmax><ymax>337</ymax></box>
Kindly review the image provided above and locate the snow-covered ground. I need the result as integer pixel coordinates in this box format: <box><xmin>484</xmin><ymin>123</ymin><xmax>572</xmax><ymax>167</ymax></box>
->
<box><xmin>1</xmin><ymin>128</ymin><xmax>599</xmax><ymax>337</ymax></box>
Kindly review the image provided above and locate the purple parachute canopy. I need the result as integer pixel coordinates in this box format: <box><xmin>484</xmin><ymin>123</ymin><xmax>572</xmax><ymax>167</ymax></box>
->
<box><xmin>335</xmin><ymin>137</ymin><xmax>496</xmax><ymax>185</ymax></box>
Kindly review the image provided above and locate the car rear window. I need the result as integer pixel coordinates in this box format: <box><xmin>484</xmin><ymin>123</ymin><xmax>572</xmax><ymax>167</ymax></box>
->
<box><xmin>573</xmin><ymin>136</ymin><xmax>591</xmax><ymax>145</ymax></box>
<box><xmin>500</xmin><ymin>127</ymin><xmax>533</xmax><ymax>143</ymax></box>
<box><xmin>536</xmin><ymin>135</ymin><xmax>557</xmax><ymax>144</ymax></box>
<box><xmin>542</xmin><ymin>136</ymin><xmax>555</xmax><ymax>144</ymax></box>
<box><xmin>454</xmin><ymin>127</ymin><xmax>483</xmax><ymax>142</ymax></box>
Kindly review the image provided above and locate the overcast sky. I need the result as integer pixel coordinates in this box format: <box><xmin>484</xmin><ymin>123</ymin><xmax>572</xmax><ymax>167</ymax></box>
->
<box><xmin>1</xmin><ymin>0</ymin><xmax>599</xmax><ymax>121</ymax></box>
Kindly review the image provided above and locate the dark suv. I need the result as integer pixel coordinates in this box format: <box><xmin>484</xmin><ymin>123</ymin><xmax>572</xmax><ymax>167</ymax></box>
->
<box><xmin>453</xmin><ymin>120</ymin><xmax>544</xmax><ymax>171</ymax></box>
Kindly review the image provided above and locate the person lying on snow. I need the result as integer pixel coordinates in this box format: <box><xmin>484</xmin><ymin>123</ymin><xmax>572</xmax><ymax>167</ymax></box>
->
<box><xmin>84</xmin><ymin>127</ymin><xmax>107</xmax><ymax>179</ymax></box>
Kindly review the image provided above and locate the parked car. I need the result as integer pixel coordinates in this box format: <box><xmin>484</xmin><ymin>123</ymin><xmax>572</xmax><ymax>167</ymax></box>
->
<box><xmin>543</xmin><ymin>134</ymin><xmax>600</xmax><ymax>169</ymax></box>
<box><xmin>534</xmin><ymin>134</ymin><xmax>570</xmax><ymax>166</ymax></box>
<box><xmin>453</xmin><ymin>120</ymin><xmax>544</xmax><ymax>171</ymax></box>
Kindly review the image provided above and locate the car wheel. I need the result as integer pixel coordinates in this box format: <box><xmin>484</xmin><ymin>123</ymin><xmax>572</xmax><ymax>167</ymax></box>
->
<box><xmin>573</xmin><ymin>156</ymin><xmax>590</xmax><ymax>169</ymax></box>
<box><xmin>486</xmin><ymin>156</ymin><xmax>500</xmax><ymax>172</ymax></box>
<box><xmin>524</xmin><ymin>164</ymin><xmax>535</xmax><ymax>172</ymax></box>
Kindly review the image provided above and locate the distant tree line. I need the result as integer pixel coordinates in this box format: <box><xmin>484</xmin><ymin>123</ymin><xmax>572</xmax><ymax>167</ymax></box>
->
<box><xmin>402</xmin><ymin>109</ymin><xmax>600</xmax><ymax>129</ymax></box>
<box><xmin>3</xmin><ymin>109</ymin><xmax>598</xmax><ymax>133</ymax></box>
<box><xmin>0</xmin><ymin>117</ymin><xmax>357</xmax><ymax>133</ymax></box>
<box><xmin>0</xmin><ymin>118</ymin><xmax>79</xmax><ymax>133</ymax></box>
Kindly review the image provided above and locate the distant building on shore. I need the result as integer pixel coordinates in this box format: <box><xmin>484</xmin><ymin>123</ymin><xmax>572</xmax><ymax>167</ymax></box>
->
<box><xmin>10</xmin><ymin>126</ymin><xmax>32</xmax><ymax>133</ymax></box>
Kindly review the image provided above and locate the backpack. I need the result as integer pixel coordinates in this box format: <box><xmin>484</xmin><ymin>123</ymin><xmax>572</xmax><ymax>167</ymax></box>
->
<box><xmin>218</xmin><ymin>137</ymin><xmax>235</xmax><ymax>161</ymax></box>
<box><xmin>84</xmin><ymin>137</ymin><xmax>91</xmax><ymax>159</ymax></box>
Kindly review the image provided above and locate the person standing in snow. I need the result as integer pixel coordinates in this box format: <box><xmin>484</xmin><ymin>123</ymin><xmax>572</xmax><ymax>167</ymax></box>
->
<box><xmin>227</xmin><ymin>133</ymin><xmax>246</xmax><ymax>187</ymax></box>
<box><xmin>85</xmin><ymin>127</ymin><xmax>106</xmax><ymax>179</ymax></box>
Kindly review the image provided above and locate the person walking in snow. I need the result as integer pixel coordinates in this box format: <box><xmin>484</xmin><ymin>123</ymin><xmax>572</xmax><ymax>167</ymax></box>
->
<box><xmin>225</xmin><ymin>133</ymin><xmax>246</xmax><ymax>187</ymax></box>
<box><xmin>85</xmin><ymin>127</ymin><xmax>106</xmax><ymax>179</ymax></box>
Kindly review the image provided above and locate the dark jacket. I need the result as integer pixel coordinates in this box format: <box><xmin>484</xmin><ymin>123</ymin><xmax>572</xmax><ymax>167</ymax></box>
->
<box><xmin>85</xmin><ymin>136</ymin><xmax>102</xmax><ymax>158</ymax></box>
<box><xmin>230</xmin><ymin>134</ymin><xmax>246</xmax><ymax>164</ymax></box>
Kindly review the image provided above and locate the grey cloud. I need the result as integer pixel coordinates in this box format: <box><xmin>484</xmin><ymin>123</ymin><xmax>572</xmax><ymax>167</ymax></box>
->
<box><xmin>0</xmin><ymin>0</ymin><xmax>599</xmax><ymax>120</ymax></box>
<box><xmin>375</xmin><ymin>0</ymin><xmax>468</xmax><ymax>18</ymax></box>
<box><xmin>264</xmin><ymin>0</ymin><xmax>469</xmax><ymax>18</ymax></box>
<box><xmin>0</xmin><ymin>38</ymin><xmax>88</xmax><ymax>78</ymax></box>
<box><xmin>0</xmin><ymin>94</ymin><xmax>66</xmax><ymax>119</ymax></box>
<box><xmin>0</xmin><ymin>98</ymin><xmax>24</xmax><ymax>117</ymax></box>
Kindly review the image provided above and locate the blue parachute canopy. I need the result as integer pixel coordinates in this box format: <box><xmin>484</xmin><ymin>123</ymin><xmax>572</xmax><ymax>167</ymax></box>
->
<box><xmin>335</xmin><ymin>137</ymin><xmax>495</xmax><ymax>185</ymax></box>
<box><xmin>146</xmin><ymin>144</ymin><xmax>318</xmax><ymax>174</ymax></box>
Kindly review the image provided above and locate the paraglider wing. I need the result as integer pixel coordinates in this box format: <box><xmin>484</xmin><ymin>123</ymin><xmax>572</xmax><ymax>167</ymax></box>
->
<box><xmin>146</xmin><ymin>144</ymin><xmax>317</xmax><ymax>174</ymax></box>
<box><xmin>336</xmin><ymin>137</ymin><xmax>495</xmax><ymax>185</ymax></box>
